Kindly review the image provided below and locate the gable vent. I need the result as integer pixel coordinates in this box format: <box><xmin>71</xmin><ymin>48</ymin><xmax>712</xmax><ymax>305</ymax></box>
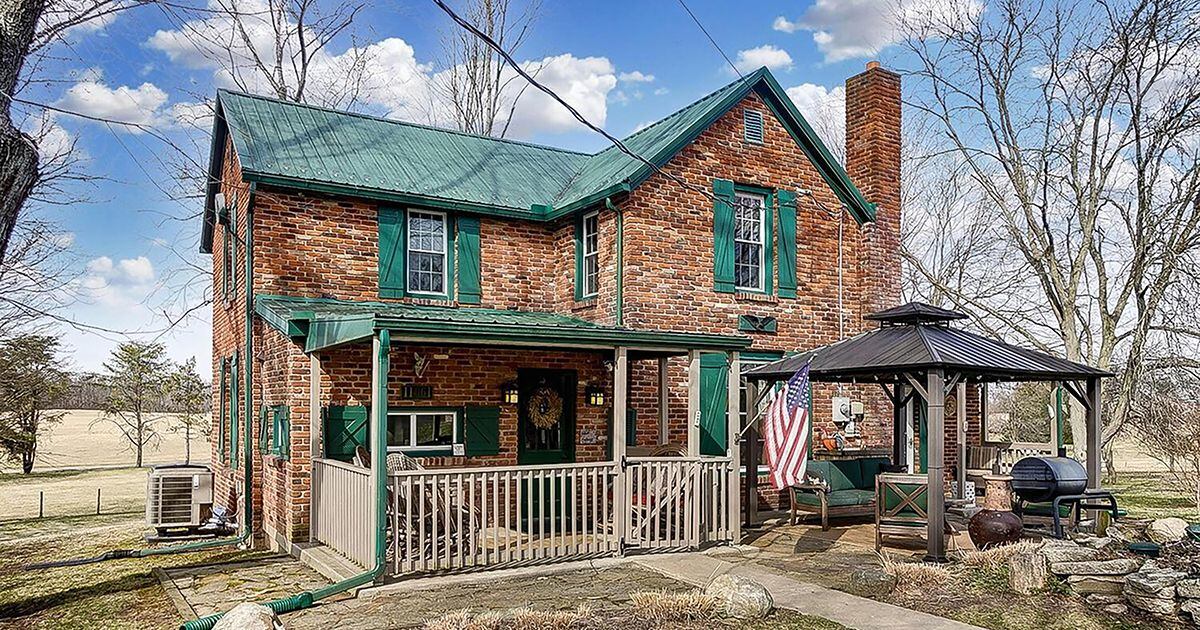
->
<box><xmin>743</xmin><ymin>109</ymin><xmax>764</xmax><ymax>145</ymax></box>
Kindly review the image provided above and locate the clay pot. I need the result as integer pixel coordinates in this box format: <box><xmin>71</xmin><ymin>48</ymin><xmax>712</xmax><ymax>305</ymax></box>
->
<box><xmin>968</xmin><ymin>509</ymin><xmax>1023</xmax><ymax>549</ymax></box>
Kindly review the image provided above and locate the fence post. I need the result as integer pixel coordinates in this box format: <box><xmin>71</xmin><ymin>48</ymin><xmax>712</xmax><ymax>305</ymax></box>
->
<box><xmin>96</xmin><ymin>488</ymin><xmax>102</xmax><ymax>515</ymax></box>
<box><xmin>39</xmin><ymin>491</ymin><xmax>44</xmax><ymax>518</ymax></box>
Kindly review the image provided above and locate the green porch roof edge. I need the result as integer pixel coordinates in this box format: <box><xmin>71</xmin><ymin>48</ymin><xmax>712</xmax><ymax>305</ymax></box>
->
<box><xmin>202</xmin><ymin>67</ymin><xmax>876</xmax><ymax>253</ymax></box>
<box><xmin>254</xmin><ymin>295</ymin><xmax>752</xmax><ymax>354</ymax></box>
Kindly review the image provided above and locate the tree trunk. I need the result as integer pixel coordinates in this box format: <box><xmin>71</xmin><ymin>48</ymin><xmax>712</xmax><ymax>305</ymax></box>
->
<box><xmin>0</xmin><ymin>0</ymin><xmax>48</xmax><ymax>266</ymax></box>
<box><xmin>21</xmin><ymin>451</ymin><xmax>32</xmax><ymax>473</ymax></box>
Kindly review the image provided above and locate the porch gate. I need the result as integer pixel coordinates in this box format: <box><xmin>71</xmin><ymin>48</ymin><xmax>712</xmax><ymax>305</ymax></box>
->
<box><xmin>622</xmin><ymin>457</ymin><xmax>736</xmax><ymax>551</ymax></box>
<box><xmin>311</xmin><ymin>458</ymin><xmax>374</xmax><ymax>568</ymax></box>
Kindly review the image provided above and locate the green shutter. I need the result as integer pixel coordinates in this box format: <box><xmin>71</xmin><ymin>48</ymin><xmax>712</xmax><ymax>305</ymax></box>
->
<box><xmin>456</xmin><ymin>216</ymin><xmax>481</xmax><ymax>304</ymax></box>
<box><xmin>712</xmin><ymin>179</ymin><xmax>735</xmax><ymax>293</ymax></box>
<box><xmin>573</xmin><ymin>215</ymin><xmax>585</xmax><ymax>300</ymax></box>
<box><xmin>699</xmin><ymin>352</ymin><xmax>729</xmax><ymax>456</ymax></box>
<box><xmin>764</xmin><ymin>192</ymin><xmax>774</xmax><ymax>295</ymax></box>
<box><xmin>218</xmin><ymin>360</ymin><xmax>228</xmax><ymax>461</ymax></box>
<box><xmin>777</xmin><ymin>190</ymin><xmax>797</xmax><ymax>298</ymax></box>
<box><xmin>324</xmin><ymin>405</ymin><xmax>369</xmax><ymax>462</ymax></box>
<box><xmin>230</xmin><ymin>351</ymin><xmax>239</xmax><ymax>469</ymax></box>
<box><xmin>274</xmin><ymin>405</ymin><xmax>291</xmax><ymax>459</ymax></box>
<box><xmin>463</xmin><ymin>405</ymin><xmax>501</xmax><ymax>456</ymax></box>
<box><xmin>626</xmin><ymin>407</ymin><xmax>637</xmax><ymax>447</ymax></box>
<box><xmin>378</xmin><ymin>207</ymin><xmax>405</xmax><ymax>298</ymax></box>
<box><xmin>258</xmin><ymin>404</ymin><xmax>269</xmax><ymax>454</ymax></box>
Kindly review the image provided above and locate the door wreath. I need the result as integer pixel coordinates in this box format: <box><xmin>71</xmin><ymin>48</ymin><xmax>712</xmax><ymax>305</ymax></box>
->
<box><xmin>528</xmin><ymin>386</ymin><xmax>564</xmax><ymax>429</ymax></box>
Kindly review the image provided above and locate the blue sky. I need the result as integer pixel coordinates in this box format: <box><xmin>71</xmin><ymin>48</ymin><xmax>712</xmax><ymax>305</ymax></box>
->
<box><xmin>26</xmin><ymin>0</ymin><xmax>934</xmax><ymax>375</ymax></box>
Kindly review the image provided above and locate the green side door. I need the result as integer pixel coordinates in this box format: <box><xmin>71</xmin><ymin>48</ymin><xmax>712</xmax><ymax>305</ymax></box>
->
<box><xmin>700</xmin><ymin>352</ymin><xmax>729</xmax><ymax>456</ymax></box>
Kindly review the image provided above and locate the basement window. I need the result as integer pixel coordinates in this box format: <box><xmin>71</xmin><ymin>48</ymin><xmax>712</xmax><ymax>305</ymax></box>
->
<box><xmin>743</xmin><ymin>109</ymin><xmax>764</xmax><ymax>145</ymax></box>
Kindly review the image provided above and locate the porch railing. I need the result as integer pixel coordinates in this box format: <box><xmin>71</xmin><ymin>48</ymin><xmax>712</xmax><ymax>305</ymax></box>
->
<box><xmin>624</xmin><ymin>457</ymin><xmax>735</xmax><ymax>550</ymax></box>
<box><xmin>311</xmin><ymin>458</ymin><xmax>373</xmax><ymax>568</ymax></box>
<box><xmin>388</xmin><ymin>461</ymin><xmax>620</xmax><ymax>575</ymax></box>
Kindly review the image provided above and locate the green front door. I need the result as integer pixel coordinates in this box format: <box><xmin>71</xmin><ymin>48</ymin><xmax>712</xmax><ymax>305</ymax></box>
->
<box><xmin>517</xmin><ymin>369</ymin><xmax>576</xmax><ymax>531</ymax></box>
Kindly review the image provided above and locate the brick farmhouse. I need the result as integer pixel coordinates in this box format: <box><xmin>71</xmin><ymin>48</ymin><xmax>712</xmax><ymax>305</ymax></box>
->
<box><xmin>200</xmin><ymin>63</ymin><xmax>982</xmax><ymax>573</ymax></box>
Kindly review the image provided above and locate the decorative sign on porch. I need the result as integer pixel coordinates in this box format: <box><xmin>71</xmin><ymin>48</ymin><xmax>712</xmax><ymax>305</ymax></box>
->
<box><xmin>579</xmin><ymin>428</ymin><xmax>599</xmax><ymax>445</ymax></box>
<box><xmin>400</xmin><ymin>383</ymin><xmax>434</xmax><ymax>400</ymax></box>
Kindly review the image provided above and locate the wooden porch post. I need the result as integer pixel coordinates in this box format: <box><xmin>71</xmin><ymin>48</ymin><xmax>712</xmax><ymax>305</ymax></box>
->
<box><xmin>687</xmin><ymin>350</ymin><xmax>701</xmax><ymax>457</ymax></box>
<box><xmin>369</xmin><ymin>331</ymin><xmax>390</xmax><ymax>569</ymax></box>
<box><xmin>1086</xmin><ymin>377</ymin><xmax>1102</xmax><ymax>489</ymax></box>
<box><xmin>925</xmin><ymin>369</ymin><xmax>947</xmax><ymax>562</ymax></box>
<box><xmin>956</xmin><ymin>381</ymin><xmax>967</xmax><ymax>500</ymax></box>
<box><xmin>613</xmin><ymin>346</ymin><xmax>629</xmax><ymax>554</ymax></box>
<box><xmin>658</xmin><ymin>357</ymin><xmax>669</xmax><ymax>444</ymax></box>
<box><xmin>726</xmin><ymin>352</ymin><xmax>741</xmax><ymax>542</ymax></box>
<box><xmin>744</xmin><ymin>378</ymin><xmax>759</xmax><ymax>527</ymax></box>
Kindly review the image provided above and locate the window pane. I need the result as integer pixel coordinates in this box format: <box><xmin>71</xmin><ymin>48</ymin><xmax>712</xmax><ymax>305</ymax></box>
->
<box><xmin>388</xmin><ymin>414</ymin><xmax>412</xmax><ymax>448</ymax></box>
<box><xmin>406</xmin><ymin>211</ymin><xmax>447</xmax><ymax>294</ymax></box>
<box><xmin>733</xmin><ymin>193</ymin><xmax>764</xmax><ymax>290</ymax></box>
<box><xmin>414</xmin><ymin>413</ymin><xmax>454</xmax><ymax>447</ymax></box>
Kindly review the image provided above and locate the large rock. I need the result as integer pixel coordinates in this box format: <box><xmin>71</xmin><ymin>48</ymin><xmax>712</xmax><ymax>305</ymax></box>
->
<box><xmin>1124</xmin><ymin>561</ymin><xmax>1186</xmax><ymax>618</ymax></box>
<box><xmin>212</xmin><ymin>603</ymin><xmax>285</xmax><ymax>630</ymax></box>
<box><xmin>1177</xmin><ymin>578</ymin><xmax>1200</xmax><ymax>599</ymax></box>
<box><xmin>1105</xmin><ymin>522</ymin><xmax>1145</xmax><ymax>543</ymax></box>
<box><xmin>1008</xmin><ymin>552</ymin><xmax>1047</xmax><ymax>595</ymax></box>
<box><xmin>1040</xmin><ymin>540</ymin><xmax>1102</xmax><ymax>564</ymax></box>
<box><xmin>847</xmin><ymin>567</ymin><xmax>896</xmax><ymax>597</ymax></box>
<box><xmin>1101</xmin><ymin>603</ymin><xmax>1129</xmax><ymax>616</ymax></box>
<box><xmin>1067</xmin><ymin>575</ymin><xmax>1125</xmax><ymax>595</ymax></box>
<box><xmin>1049</xmin><ymin>559</ymin><xmax>1142</xmax><ymax>576</ymax></box>
<box><xmin>1147</xmin><ymin>518</ymin><xmax>1189</xmax><ymax>544</ymax></box>
<box><xmin>1181</xmin><ymin>598</ymin><xmax>1200</xmax><ymax>620</ymax></box>
<box><xmin>705</xmin><ymin>574</ymin><xmax>774</xmax><ymax>619</ymax></box>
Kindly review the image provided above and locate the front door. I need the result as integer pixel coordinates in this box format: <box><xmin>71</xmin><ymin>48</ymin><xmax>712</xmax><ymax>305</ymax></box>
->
<box><xmin>517</xmin><ymin>369</ymin><xmax>577</xmax><ymax>465</ymax></box>
<box><xmin>517</xmin><ymin>369</ymin><xmax>576</xmax><ymax>532</ymax></box>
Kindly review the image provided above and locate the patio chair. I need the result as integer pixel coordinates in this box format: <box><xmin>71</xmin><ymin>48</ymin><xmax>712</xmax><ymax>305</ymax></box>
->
<box><xmin>875</xmin><ymin>472</ymin><xmax>953</xmax><ymax>551</ymax></box>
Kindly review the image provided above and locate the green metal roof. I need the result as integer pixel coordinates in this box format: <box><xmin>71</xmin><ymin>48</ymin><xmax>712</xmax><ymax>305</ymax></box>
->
<box><xmin>256</xmin><ymin>295</ymin><xmax>751</xmax><ymax>354</ymax></box>
<box><xmin>203</xmin><ymin>67</ymin><xmax>875</xmax><ymax>252</ymax></box>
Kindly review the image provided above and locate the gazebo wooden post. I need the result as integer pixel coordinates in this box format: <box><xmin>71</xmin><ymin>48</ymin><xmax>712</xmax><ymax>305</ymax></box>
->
<box><xmin>956</xmin><ymin>381</ymin><xmax>967</xmax><ymax>500</ymax></box>
<box><xmin>925</xmin><ymin>368</ymin><xmax>947</xmax><ymax>562</ymax></box>
<box><xmin>1085</xmin><ymin>377</ymin><xmax>1102</xmax><ymax>489</ymax></box>
<box><xmin>891</xmin><ymin>383</ymin><xmax>907</xmax><ymax>469</ymax></box>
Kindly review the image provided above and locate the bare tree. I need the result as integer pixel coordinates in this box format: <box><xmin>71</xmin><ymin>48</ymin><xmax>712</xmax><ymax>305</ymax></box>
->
<box><xmin>900</xmin><ymin>0</ymin><xmax>1200</xmax><ymax>462</ymax></box>
<box><xmin>167</xmin><ymin>357</ymin><xmax>209</xmax><ymax>464</ymax></box>
<box><xmin>96</xmin><ymin>341</ymin><xmax>172</xmax><ymax>467</ymax></box>
<box><xmin>431</xmin><ymin>0</ymin><xmax>540</xmax><ymax>137</ymax></box>
<box><xmin>1130</xmin><ymin>362</ymin><xmax>1200</xmax><ymax>516</ymax></box>
<box><xmin>1</xmin><ymin>0</ymin><xmax>144</xmax><ymax>267</ymax></box>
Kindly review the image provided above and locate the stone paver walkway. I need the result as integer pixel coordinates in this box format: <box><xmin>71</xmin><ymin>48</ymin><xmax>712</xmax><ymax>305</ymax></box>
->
<box><xmin>635</xmin><ymin>551</ymin><xmax>984</xmax><ymax>630</ymax></box>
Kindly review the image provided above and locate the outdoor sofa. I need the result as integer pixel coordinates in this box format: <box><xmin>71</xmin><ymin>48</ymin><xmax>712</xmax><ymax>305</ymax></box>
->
<box><xmin>790</xmin><ymin>457</ymin><xmax>890</xmax><ymax>530</ymax></box>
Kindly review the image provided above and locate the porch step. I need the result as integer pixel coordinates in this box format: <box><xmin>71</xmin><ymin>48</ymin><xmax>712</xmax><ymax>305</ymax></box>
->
<box><xmin>296</xmin><ymin>542</ymin><xmax>364</xmax><ymax>584</ymax></box>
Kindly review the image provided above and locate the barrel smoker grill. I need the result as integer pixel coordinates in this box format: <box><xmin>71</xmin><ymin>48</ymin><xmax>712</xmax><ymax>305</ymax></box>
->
<box><xmin>1009</xmin><ymin>456</ymin><xmax>1118</xmax><ymax>538</ymax></box>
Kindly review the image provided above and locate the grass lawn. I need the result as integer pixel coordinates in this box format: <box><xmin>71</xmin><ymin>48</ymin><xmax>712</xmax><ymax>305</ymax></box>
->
<box><xmin>0</xmin><ymin>514</ymin><xmax>262</xmax><ymax>629</ymax></box>
<box><xmin>0</xmin><ymin>467</ymin><xmax>152</xmax><ymax>522</ymax></box>
<box><xmin>1105</xmin><ymin>471</ymin><xmax>1196</xmax><ymax>520</ymax></box>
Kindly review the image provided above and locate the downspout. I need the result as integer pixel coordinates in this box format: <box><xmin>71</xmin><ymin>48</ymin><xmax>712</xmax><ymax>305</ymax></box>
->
<box><xmin>606</xmin><ymin>197</ymin><xmax>623</xmax><ymax>327</ymax></box>
<box><xmin>179</xmin><ymin>329</ymin><xmax>391</xmax><ymax>630</ymax></box>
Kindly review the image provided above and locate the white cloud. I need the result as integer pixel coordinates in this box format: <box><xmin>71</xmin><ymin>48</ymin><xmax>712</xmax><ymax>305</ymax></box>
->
<box><xmin>653</xmin><ymin>87</ymin><xmax>669</xmax><ymax>96</ymax></box>
<box><xmin>503</xmin><ymin>54</ymin><xmax>618</xmax><ymax>137</ymax></box>
<box><xmin>55</xmin><ymin>80</ymin><xmax>169</xmax><ymax>131</ymax></box>
<box><xmin>773</xmin><ymin>16</ymin><xmax>801</xmax><ymax>33</ymax></box>
<box><xmin>778</xmin><ymin>0</ymin><xmax>983</xmax><ymax>63</ymax></box>
<box><xmin>618</xmin><ymin>71</ymin><xmax>655</xmax><ymax>83</ymax></box>
<box><xmin>734</xmin><ymin>45</ymin><xmax>794</xmax><ymax>74</ymax></box>
<box><xmin>79</xmin><ymin>255</ymin><xmax>157</xmax><ymax>308</ymax></box>
<box><xmin>785</xmin><ymin>83</ymin><xmax>846</xmax><ymax>158</ymax></box>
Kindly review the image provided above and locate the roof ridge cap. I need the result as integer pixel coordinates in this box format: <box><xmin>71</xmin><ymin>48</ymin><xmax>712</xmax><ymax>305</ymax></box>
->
<box><xmin>914</xmin><ymin>325</ymin><xmax>943</xmax><ymax>364</ymax></box>
<box><xmin>217</xmin><ymin>89</ymin><xmax>593</xmax><ymax>158</ymax></box>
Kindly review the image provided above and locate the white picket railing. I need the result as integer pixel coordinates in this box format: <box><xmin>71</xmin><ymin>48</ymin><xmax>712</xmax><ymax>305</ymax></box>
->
<box><xmin>996</xmin><ymin>443</ymin><xmax>1057</xmax><ymax>473</ymax></box>
<box><xmin>623</xmin><ymin>457</ymin><xmax>735</xmax><ymax>551</ymax></box>
<box><xmin>388</xmin><ymin>462</ymin><xmax>620</xmax><ymax>575</ymax></box>
<box><xmin>311</xmin><ymin>458</ymin><xmax>373</xmax><ymax>568</ymax></box>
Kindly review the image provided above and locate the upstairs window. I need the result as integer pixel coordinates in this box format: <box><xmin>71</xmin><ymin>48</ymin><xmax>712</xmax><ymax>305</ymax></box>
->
<box><xmin>743</xmin><ymin>109</ymin><xmax>764</xmax><ymax>145</ymax></box>
<box><xmin>582</xmin><ymin>211</ymin><xmax>599</xmax><ymax>298</ymax></box>
<box><xmin>407</xmin><ymin>210</ymin><xmax>447</xmax><ymax>295</ymax></box>
<box><xmin>733</xmin><ymin>191</ymin><xmax>765</xmax><ymax>291</ymax></box>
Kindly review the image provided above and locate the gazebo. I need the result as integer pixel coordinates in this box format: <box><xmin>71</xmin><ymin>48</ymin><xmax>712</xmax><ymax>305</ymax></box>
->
<box><xmin>743</xmin><ymin>302</ymin><xmax>1113</xmax><ymax>561</ymax></box>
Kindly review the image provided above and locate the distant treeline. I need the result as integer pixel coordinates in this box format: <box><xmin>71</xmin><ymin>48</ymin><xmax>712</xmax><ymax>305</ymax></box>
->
<box><xmin>51</xmin><ymin>372</ymin><xmax>212</xmax><ymax>413</ymax></box>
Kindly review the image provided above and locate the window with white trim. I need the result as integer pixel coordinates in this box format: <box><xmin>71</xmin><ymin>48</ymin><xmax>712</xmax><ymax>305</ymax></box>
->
<box><xmin>388</xmin><ymin>410</ymin><xmax>458</xmax><ymax>451</ymax></box>
<box><xmin>733</xmin><ymin>192</ymin><xmax>765</xmax><ymax>291</ymax></box>
<box><xmin>582</xmin><ymin>211</ymin><xmax>599</xmax><ymax>297</ymax></box>
<box><xmin>406</xmin><ymin>210</ymin><xmax>447</xmax><ymax>295</ymax></box>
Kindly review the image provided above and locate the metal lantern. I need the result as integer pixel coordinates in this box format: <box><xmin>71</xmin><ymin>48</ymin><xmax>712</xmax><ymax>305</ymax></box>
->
<box><xmin>501</xmin><ymin>381</ymin><xmax>519</xmax><ymax>404</ymax></box>
<box><xmin>586</xmin><ymin>386</ymin><xmax>605</xmax><ymax>406</ymax></box>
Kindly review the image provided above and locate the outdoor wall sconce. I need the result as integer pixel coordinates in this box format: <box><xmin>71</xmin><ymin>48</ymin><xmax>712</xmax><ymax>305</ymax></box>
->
<box><xmin>501</xmin><ymin>381</ymin><xmax>519</xmax><ymax>404</ymax></box>
<box><xmin>586</xmin><ymin>386</ymin><xmax>606</xmax><ymax>407</ymax></box>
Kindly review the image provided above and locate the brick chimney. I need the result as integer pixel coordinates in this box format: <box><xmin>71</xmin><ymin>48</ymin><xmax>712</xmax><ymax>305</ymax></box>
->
<box><xmin>845</xmin><ymin>61</ymin><xmax>902</xmax><ymax>316</ymax></box>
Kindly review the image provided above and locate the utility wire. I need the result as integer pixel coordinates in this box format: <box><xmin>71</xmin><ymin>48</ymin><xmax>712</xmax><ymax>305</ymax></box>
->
<box><xmin>675</xmin><ymin>0</ymin><xmax>742</xmax><ymax>78</ymax></box>
<box><xmin>430</xmin><ymin>0</ymin><xmax>716</xmax><ymax>203</ymax></box>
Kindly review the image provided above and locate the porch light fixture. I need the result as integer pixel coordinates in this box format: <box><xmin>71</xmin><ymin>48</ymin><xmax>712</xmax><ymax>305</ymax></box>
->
<box><xmin>501</xmin><ymin>381</ymin><xmax>519</xmax><ymax>405</ymax></box>
<box><xmin>586</xmin><ymin>386</ymin><xmax>606</xmax><ymax>407</ymax></box>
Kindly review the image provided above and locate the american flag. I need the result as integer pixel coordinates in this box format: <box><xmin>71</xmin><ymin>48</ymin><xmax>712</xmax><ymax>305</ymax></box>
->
<box><xmin>762</xmin><ymin>361</ymin><xmax>812</xmax><ymax>490</ymax></box>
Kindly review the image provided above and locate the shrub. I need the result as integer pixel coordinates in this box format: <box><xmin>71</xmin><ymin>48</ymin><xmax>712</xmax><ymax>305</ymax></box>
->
<box><xmin>628</xmin><ymin>589</ymin><xmax>718</xmax><ymax>621</ymax></box>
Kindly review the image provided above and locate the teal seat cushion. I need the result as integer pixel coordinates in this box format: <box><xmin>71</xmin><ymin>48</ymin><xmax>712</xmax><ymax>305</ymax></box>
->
<box><xmin>1023</xmin><ymin>502</ymin><xmax>1074</xmax><ymax>518</ymax></box>
<box><xmin>808</xmin><ymin>460</ymin><xmax>856</xmax><ymax>492</ymax></box>
<box><xmin>832</xmin><ymin>460</ymin><xmax>863</xmax><ymax>489</ymax></box>
<box><xmin>857</xmin><ymin>458</ymin><xmax>889</xmax><ymax>487</ymax></box>
<box><xmin>793</xmin><ymin>488</ymin><xmax>875</xmax><ymax>507</ymax></box>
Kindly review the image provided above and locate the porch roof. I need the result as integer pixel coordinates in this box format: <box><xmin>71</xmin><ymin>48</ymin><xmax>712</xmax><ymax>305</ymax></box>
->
<box><xmin>255</xmin><ymin>294</ymin><xmax>752</xmax><ymax>355</ymax></box>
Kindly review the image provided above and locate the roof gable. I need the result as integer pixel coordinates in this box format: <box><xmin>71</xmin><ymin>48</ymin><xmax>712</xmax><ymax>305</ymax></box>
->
<box><xmin>202</xmin><ymin>68</ymin><xmax>875</xmax><ymax>252</ymax></box>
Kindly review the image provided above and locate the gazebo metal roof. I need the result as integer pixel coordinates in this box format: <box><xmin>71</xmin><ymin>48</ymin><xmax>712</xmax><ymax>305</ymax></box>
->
<box><xmin>744</xmin><ymin>302</ymin><xmax>1112</xmax><ymax>383</ymax></box>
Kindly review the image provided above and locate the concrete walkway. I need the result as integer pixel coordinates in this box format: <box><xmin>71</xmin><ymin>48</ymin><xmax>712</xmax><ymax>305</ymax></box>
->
<box><xmin>635</xmin><ymin>550</ymin><xmax>984</xmax><ymax>630</ymax></box>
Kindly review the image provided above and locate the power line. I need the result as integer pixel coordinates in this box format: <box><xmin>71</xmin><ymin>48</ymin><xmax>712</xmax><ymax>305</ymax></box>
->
<box><xmin>430</xmin><ymin>0</ymin><xmax>715</xmax><ymax>203</ymax></box>
<box><xmin>675</xmin><ymin>0</ymin><xmax>742</xmax><ymax>78</ymax></box>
